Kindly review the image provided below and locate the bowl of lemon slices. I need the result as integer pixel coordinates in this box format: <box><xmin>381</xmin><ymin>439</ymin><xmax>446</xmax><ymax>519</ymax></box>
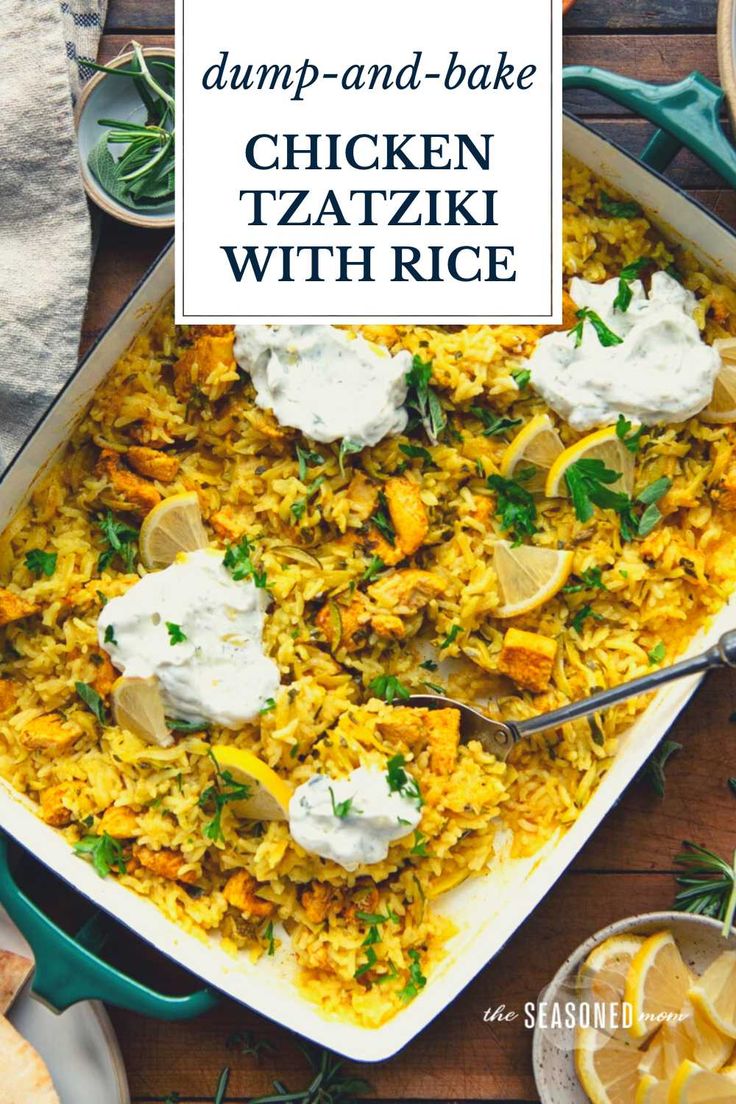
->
<box><xmin>533</xmin><ymin>912</ymin><xmax>736</xmax><ymax>1104</ymax></box>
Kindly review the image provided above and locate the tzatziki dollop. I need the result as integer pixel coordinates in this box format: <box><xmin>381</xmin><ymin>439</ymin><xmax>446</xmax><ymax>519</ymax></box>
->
<box><xmin>97</xmin><ymin>549</ymin><xmax>280</xmax><ymax>728</ymax></box>
<box><xmin>233</xmin><ymin>325</ymin><xmax>411</xmax><ymax>447</ymax></box>
<box><xmin>528</xmin><ymin>271</ymin><xmax>721</xmax><ymax>430</ymax></box>
<box><xmin>289</xmin><ymin>766</ymin><xmax>422</xmax><ymax>871</ymax></box>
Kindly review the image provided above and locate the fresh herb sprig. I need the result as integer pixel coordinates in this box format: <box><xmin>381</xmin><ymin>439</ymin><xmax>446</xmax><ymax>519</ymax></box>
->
<box><xmin>81</xmin><ymin>42</ymin><xmax>175</xmax><ymax>212</ymax></box>
<box><xmin>249</xmin><ymin>1044</ymin><xmax>370</xmax><ymax>1104</ymax></box>
<box><xmin>386</xmin><ymin>753</ymin><xmax>423</xmax><ymax>806</ymax></box>
<box><xmin>74</xmin><ymin>832</ymin><xmax>126</xmax><ymax>878</ymax></box>
<box><xmin>76</xmin><ymin>681</ymin><xmax>107</xmax><ymax>725</ymax></box>
<box><xmin>487</xmin><ymin>472</ymin><xmax>538</xmax><ymax>542</ymax></box>
<box><xmin>613</xmin><ymin>257</ymin><xmax>650</xmax><ymax>312</ymax></box>
<box><xmin>372</xmin><ymin>492</ymin><xmax>396</xmax><ymax>546</ymax></box>
<box><xmin>223</xmin><ymin>535</ymin><xmax>267</xmax><ymax>587</ymax></box>
<box><xmin>615</xmin><ymin>414</ymin><xmax>645</xmax><ymax>454</ymax></box>
<box><xmin>404</xmin><ymin>355</ymin><xmax>446</xmax><ymax>442</ymax></box>
<box><xmin>24</xmin><ymin>549</ymin><xmax>57</xmax><ymax>578</ymax></box>
<box><xmin>369</xmin><ymin>674</ymin><xmax>410</xmax><ymax>703</ymax></box>
<box><xmin>198</xmin><ymin>751</ymin><xmax>251</xmax><ymax>842</ymax></box>
<box><xmin>568</xmin><ymin>308</ymin><xmax>623</xmax><ymax>349</ymax></box>
<box><xmin>598</xmin><ymin>192</ymin><xmax>641</xmax><ymax>219</ymax></box>
<box><xmin>98</xmin><ymin>511</ymin><xmax>138</xmax><ymax>573</ymax></box>
<box><xmin>471</xmin><ymin>407</ymin><xmax>522</xmax><ymax>438</ymax></box>
<box><xmin>674</xmin><ymin>841</ymin><xmax>736</xmax><ymax>937</ymax></box>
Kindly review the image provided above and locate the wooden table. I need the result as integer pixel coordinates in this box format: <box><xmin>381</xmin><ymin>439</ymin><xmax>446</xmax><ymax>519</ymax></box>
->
<box><xmin>82</xmin><ymin>3</ymin><xmax>736</xmax><ymax>1101</ymax></box>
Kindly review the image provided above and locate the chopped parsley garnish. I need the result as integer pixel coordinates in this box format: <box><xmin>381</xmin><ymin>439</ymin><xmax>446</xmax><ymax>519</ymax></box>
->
<box><xmin>362</xmin><ymin>924</ymin><xmax>381</xmax><ymax>947</ymax></box>
<box><xmin>166</xmin><ymin>621</ymin><xmax>187</xmax><ymax>645</ymax></box>
<box><xmin>24</xmin><ymin>549</ymin><xmax>57</xmax><ymax>578</ymax></box>
<box><xmin>568</xmin><ymin>308</ymin><xmax>623</xmax><ymax>349</ymax></box>
<box><xmin>563</xmin><ymin>566</ymin><xmax>607</xmax><ymax>594</ymax></box>
<box><xmin>470</xmin><ymin>407</ymin><xmax>523</xmax><ymax>438</ymax></box>
<box><xmin>354</xmin><ymin>946</ymin><xmax>378</xmax><ymax>978</ymax></box>
<box><xmin>405</xmin><ymin>354</ymin><xmax>446</xmax><ymax>442</ymax></box>
<box><xmin>512</xmin><ymin>368</ymin><xmax>531</xmax><ymax>389</ymax></box>
<box><xmin>338</xmin><ymin>438</ymin><xmax>363</xmax><ymax>475</ymax></box>
<box><xmin>411</xmin><ymin>830</ymin><xmax>430</xmax><ymax>857</ymax></box>
<box><xmin>75</xmin><ymin>681</ymin><xmax>107</xmax><ymax>725</ymax></box>
<box><xmin>422</xmin><ymin>680</ymin><xmax>446</xmax><ymax>695</ymax></box>
<box><xmin>419</xmin><ymin>658</ymin><xmax>438</xmax><ymax>672</ymax></box>
<box><xmin>634</xmin><ymin>477</ymin><xmax>672</xmax><ymax>538</ymax></box>
<box><xmin>399</xmin><ymin>949</ymin><xmax>427</xmax><ymax>1002</ymax></box>
<box><xmin>386</xmin><ymin>753</ymin><xmax>423</xmax><ymax>806</ymax></box>
<box><xmin>615</xmin><ymin>414</ymin><xmax>645</xmax><ymax>453</ymax></box>
<box><xmin>648</xmin><ymin>641</ymin><xmax>666</xmax><ymax>665</ymax></box>
<box><xmin>73</xmin><ymin>832</ymin><xmax>126</xmax><ymax>878</ymax></box>
<box><xmin>356</xmin><ymin>910</ymin><xmax>398</xmax><ymax>925</ymax></box>
<box><xmin>291</xmin><ymin>475</ymin><xmax>326</xmax><ymax>522</ymax></box>
<box><xmin>259</xmin><ymin>697</ymin><xmax>276</xmax><ymax>715</ymax></box>
<box><xmin>263</xmin><ymin>919</ymin><xmax>276</xmax><ymax>956</ymax></box>
<box><xmin>329</xmin><ymin>787</ymin><xmax>358</xmax><ymax>819</ymax></box>
<box><xmin>98</xmin><ymin>511</ymin><xmax>138</xmax><ymax>573</ymax></box>
<box><xmin>369</xmin><ymin>674</ymin><xmax>410</xmax><ymax>704</ymax></box>
<box><xmin>570</xmin><ymin>604</ymin><xmax>603</xmax><ymax>634</ymax></box>
<box><xmin>361</xmin><ymin>555</ymin><xmax>385</xmax><ymax>583</ymax></box>
<box><xmin>104</xmin><ymin>624</ymin><xmax>118</xmax><ymax>646</ymax></box>
<box><xmin>198</xmin><ymin>752</ymin><xmax>251</xmax><ymax>842</ymax></box>
<box><xmin>613</xmin><ymin>257</ymin><xmax>650</xmax><ymax>312</ymax></box>
<box><xmin>372</xmin><ymin>491</ymin><xmax>396</xmax><ymax>545</ymax></box>
<box><xmin>487</xmin><ymin>472</ymin><xmax>538</xmax><ymax>542</ymax></box>
<box><xmin>439</xmin><ymin>624</ymin><xmax>461</xmax><ymax>649</ymax></box>
<box><xmin>223</xmin><ymin>535</ymin><xmax>267</xmax><ymax>587</ymax></box>
<box><xmin>295</xmin><ymin>445</ymin><xmax>324</xmax><ymax>482</ymax></box>
<box><xmin>167</xmin><ymin>717</ymin><xmax>211</xmax><ymax>733</ymax></box>
<box><xmin>564</xmin><ymin>458</ymin><xmax>628</xmax><ymax>524</ymax></box>
<box><xmin>598</xmin><ymin>192</ymin><xmax>641</xmax><ymax>219</ymax></box>
<box><xmin>399</xmin><ymin>443</ymin><xmax>435</xmax><ymax>469</ymax></box>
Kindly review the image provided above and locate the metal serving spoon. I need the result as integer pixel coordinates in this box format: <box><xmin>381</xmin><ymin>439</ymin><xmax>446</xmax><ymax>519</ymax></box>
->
<box><xmin>408</xmin><ymin>629</ymin><xmax>736</xmax><ymax>760</ymax></box>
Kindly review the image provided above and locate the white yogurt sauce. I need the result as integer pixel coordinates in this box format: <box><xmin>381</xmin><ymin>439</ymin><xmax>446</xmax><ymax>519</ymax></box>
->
<box><xmin>528</xmin><ymin>271</ymin><xmax>721</xmax><ymax>429</ymax></box>
<box><xmin>97</xmin><ymin>549</ymin><xmax>280</xmax><ymax>728</ymax></box>
<box><xmin>233</xmin><ymin>325</ymin><xmax>411</xmax><ymax>446</ymax></box>
<box><xmin>289</xmin><ymin>766</ymin><xmax>422</xmax><ymax>871</ymax></box>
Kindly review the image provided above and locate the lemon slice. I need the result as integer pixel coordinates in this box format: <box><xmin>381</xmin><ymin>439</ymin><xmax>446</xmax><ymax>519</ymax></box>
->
<box><xmin>499</xmin><ymin>413</ymin><xmax>564</xmax><ymax>494</ymax></box>
<box><xmin>625</xmin><ymin>931</ymin><xmax>691</xmax><ymax>1041</ymax></box>
<box><xmin>111</xmin><ymin>676</ymin><xmax>173</xmax><ymax>747</ymax></box>
<box><xmin>701</xmin><ymin>340</ymin><xmax>736</xmax><ymax>424</ymax></box>
<box><xmin>211</xmin><ymin>744</ymin><xmax>292</xmax><ymax>821</ymax></box>
<box><xmin>579</xmin><ymin>934</ymin><xmax>646</xmax><ymax>1011</ymax></box>
<box><xmin>635</xmin><ymin>1074</ymin><xmax>667</xmax><ymax>1104</ymax></box>
<box><xmin>574</xmin><ymin>1026</ymin><xmax>642</xmax><ymax>1104</ymax></box>
<box><xmin>545</xmin><ymin>426</ymin><xmax>636</xmax><ymax>499</ymax></box>
<box><xmin>493</xmin><ymin>539</ymin><xmax>573</xmax><ymax>618</ymax></box>
<box><xmin>638</xmin><ymin>1002</ymin><xmax>732</xmax><ymax>1080</ymax></box>
<box><xmin>139</xmin><ymin>492</ymin><xmax>208</xmax><ymax>570</ymax></box>
<box><xmin>689</xmin><ymin>952</ymin><xmax>736</xmax><ymax>1039</ymax></box>
<box><xmin>668</xmin><ymin>1059</ymin><xmax>736</xmax><ymax>1102</ymax></box>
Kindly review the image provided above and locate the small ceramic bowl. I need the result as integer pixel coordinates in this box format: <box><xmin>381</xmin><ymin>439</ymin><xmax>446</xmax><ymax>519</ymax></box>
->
<box><xmin>74</xmin><ymin>47</ymin><xmax>175</xmax><ymax>230</ymax></box>
<box><xmin>532</xmin><ymin>911</ymin><xmax>736</xmax><ymax>1103</ymax></box>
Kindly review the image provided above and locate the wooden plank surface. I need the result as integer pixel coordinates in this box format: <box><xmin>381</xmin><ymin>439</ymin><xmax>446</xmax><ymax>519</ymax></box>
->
<box><xmin>76</xmin><ymin>4</ymin><xmax>736</xmax><ymax>1102</ymax></box>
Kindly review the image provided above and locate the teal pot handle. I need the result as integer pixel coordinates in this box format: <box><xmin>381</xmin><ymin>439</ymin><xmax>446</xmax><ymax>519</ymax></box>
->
<box><xmin>563</xmin><ymin>67</ymin><xmax>736</xmax><ymax>189</ymax></box>
<box><xmin>0</xmin><ymin>834</ymin><xmax>217</xmax><ymax>1019</ymax></box>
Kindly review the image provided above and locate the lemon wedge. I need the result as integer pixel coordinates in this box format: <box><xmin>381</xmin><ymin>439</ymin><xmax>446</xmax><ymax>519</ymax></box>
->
<box><xmin>574</xmin><ymin>1026</ymin><xmax>642</xmax><ymax>1104</ymax></box>
<box><xmin>579</xmin><ymin>934</ymin><xmax>646</xmax><ymax>1012</ymax></box>
<box><xmin>637</xmin><ymin>1002</ymin><xmax>732</xmax><ymax>1080</ymax></box>
<box><xmin>635</xmin><ymin>1074</ymin><xmax>667</xmax><ymax>1104</ymax></box>
<box><xmin>667</xmin><ymin>1059</ymin><xmax>736</xmax><ymax>1102</ymax></box>
<box><xmin>701</xmin><ymin>340</ymin><xmax>736</xmax><ymax>424</ymax></box>
<box><xmin>111</xmin><ymin>676</ymin><xmax>173</xmax><ymax>747</ymax></box>
<box><xmin>211</xmin><ymin>745</ymin><xmax>292</xmax><ymax>821</ymax></box>
<box><xmin>625</xmin><ymin>931</ymin><xmax>691</xmax><ymax>1041</ymax></box>
<box><xmin>493</xmin><ymin>539</ymin><xmax>573</xmax><ymax>618</ymax></box>
<box><xmin>139</xmin><ymin>492</ymin><xmax>208</xmax><ymax>570</ymax></box>
<box><xmin>545</xmin><ymin>425</ymin><xmax>636</xmax><ymax>499</ymax></box>
<box><xmin>689</xmin><ymin>952</ymin><xmax>736</xmax><ymax>1039</ymax></box>
<box><xmin>499</xmin><ymin>413</ymin><xmax>564</xmax><ymax>494</ymax></box>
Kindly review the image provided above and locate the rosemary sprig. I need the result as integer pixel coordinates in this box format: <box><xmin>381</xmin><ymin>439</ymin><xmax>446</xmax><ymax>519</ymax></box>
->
<box><xmin>250</xmin><ymin>1044</ymin><xmax>370</xmax><ymax>1104</ymax></box>
<box><xmin>674</xmin><ymin>840</ymin><xmax>736</xmax><ymax>937</ymax></box>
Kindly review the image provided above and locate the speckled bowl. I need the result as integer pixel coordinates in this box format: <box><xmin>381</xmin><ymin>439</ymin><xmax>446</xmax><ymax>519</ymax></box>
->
<box><xmin>532</xmin><ymin>911</ymin><xmax>736</xmax><ymax>1102</ymax></box>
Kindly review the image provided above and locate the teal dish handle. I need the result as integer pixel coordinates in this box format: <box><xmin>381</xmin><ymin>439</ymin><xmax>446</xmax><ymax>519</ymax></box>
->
<box><xmin>0</xmin><ymin>834</ymin><xmax>217</xmax><ymax>1019</ymax></box>
<box><xmin>563</xmin><ymin>67</ymin><xmax>736</xmax><ymax>189</ymax></box>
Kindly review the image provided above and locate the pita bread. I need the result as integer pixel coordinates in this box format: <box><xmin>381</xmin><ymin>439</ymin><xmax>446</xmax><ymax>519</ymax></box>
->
<box><xmin>0</xmin><ymin>952</ymin><xmax>32</xmax><ymax>1015</ymax></box>
<box><xmin>0</xmin><ymin>1016</ymin><xmax>60</xmax><ymax>1104</ymax></box>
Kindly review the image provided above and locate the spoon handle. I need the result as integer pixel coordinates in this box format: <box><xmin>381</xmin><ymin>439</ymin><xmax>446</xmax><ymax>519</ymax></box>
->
<box><xmin>514</xmin><ymin>629</ymin><xmax>736</xmax><ymax>739</ymax></box>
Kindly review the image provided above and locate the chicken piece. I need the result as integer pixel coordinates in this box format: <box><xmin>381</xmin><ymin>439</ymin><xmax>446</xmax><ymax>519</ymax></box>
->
<box><xmin>126</xmin><ymin>446</ymin><xmax>180</xmax><ymax>483</ymax></box>
<box><xmin>97</xmin><ymin>449</ymin><xmax>161</xmax><ymax>516</ymax></box>
<box><xmin>315</xmin><ymin>597</ymin><xmax>371</xmax><ymax>653</ymax></box>
<box><xmin>0</xmin><ymin>588</ymin><xmax>37</xmax><ymax>627</ymax></box>
<box><xmin>0</xmin><ymin>679</ymin><xmax>17</xmax><ymax>714</ymax></box>
<box><xmin>210</xmin><ymin>505</ymin><xmax>247</xmax><ymax>543</ymax></box>
<box><xmin>132</xmin><ymin>844</ymin><xmax>198</xmax><ymax>885</ymax></box>
<box><xmin>498</xmin><ymin>627</ymin><xmax>557</xmax><ymax>692</ymax></box>
<box><xmin>364</xmin><ymin>528</ymin><xmax>404</xmax><ymax>567</ymax></box>
<box><xmin>368</xmin><ymin>568</ymin><xmax>444</xmax><ymax>615</ymax></box>
<box><xmin>172</xmin><ymin>332</ymin><xmax>237</xmax><ymax>401</ymax></box>
<box><xmin>712</xmin><ymin>464</ymin><xmax>736</xmax><ymax>511</ymax></box>
<box><xmin>20</xmin><ymin>713</ymin><xmax>82</xmax><ymax>753</ymax></box>
<box><xmin>98</xmin><ymin>805</ymin><xmax>139</xmax><ymax>839</ymax></box>
<box><xmin>92</xmin><ymin>651</ymin><xmax>116</xmax><ymax>701</ymax></box>
<box><xmin>223</xmin><ymin>870</ymin><xmax>274</xmax><ymax>918</ymax></box>
<box><xmin>424</xmin><ymin>708</ymin><xmax>461</xmax><ymax>774</ymax></box>
<box><xmin>370</xmin><ymin>613</ymin><xmax>405</xmax><ymax>639</ymax></box>
<box><xmin>40</xmin><ymin>782</ymin><xmax>77</xmax><ymax>828</ymax></box>
<box><xmin>346</xmin><ymin>472</ymin><xmax>378</xmax><ymax>523</ymax></box>
<box><xmin>377</xmin><ymin>706</ymin><xmax>427</xmax><ymax>746</ymax></box>
<box><xmin>300</xmin><ymin>882</ymin><xmax>343</xmax><ymax>924</ymax></box>
<box><xmin>343</xmin><ymin>884</ymin><xmax>380</xmax><ymax>924</ymax></box>
<box><xmin>384</xmin><ymin>477</ymin><xmax>429</xmax><ymax>557</ymax></box>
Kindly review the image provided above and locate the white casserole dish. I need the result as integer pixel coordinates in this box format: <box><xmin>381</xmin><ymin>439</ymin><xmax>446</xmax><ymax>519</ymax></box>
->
<box><xmin>0</xmin><ymin>113</ymin><xmax>735</xmax><ymax>1062</ymax></box>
